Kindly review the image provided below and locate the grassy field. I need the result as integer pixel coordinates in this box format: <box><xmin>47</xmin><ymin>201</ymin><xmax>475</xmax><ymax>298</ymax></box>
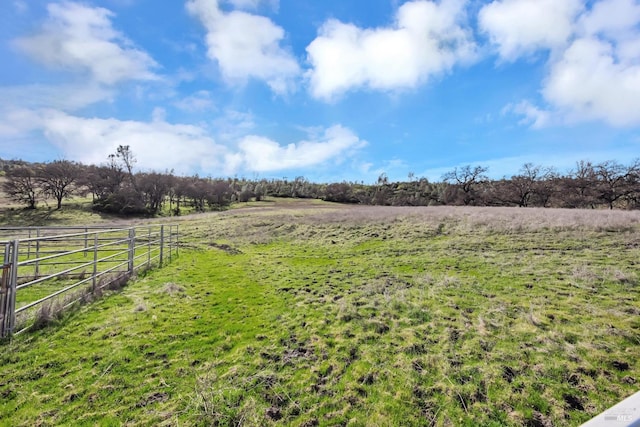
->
<box><xmin>1</xmin><ymin>200</ymin><xmax>639</xmax><ymax>426</ymax></box>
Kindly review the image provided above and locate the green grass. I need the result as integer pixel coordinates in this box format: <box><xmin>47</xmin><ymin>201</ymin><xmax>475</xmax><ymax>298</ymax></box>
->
<box><xmin>1</xmin><ymin>202</ymin><xmax>639</xmax><ymax>426</ymax></box>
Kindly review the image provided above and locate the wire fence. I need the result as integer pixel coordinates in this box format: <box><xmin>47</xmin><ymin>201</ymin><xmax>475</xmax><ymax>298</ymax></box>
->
<box><xmin>0</xmin><ymin>224</ymin><xmax>178</xmax><ymax>337</ymax></box>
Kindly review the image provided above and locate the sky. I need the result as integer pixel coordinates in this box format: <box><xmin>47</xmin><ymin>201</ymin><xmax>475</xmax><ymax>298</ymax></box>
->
<box><xmin>0</xmin><ymin>0</ymin><xmax>639</xmax><ymax>183</ymax></box>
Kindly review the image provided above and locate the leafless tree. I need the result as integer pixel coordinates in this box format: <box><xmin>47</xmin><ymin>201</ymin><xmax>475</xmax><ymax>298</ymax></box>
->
<box><xmin>38</xmin><ymin>160</ymin><xmax>80</xmax><ymax>209</ymax></box>
<box><xmin>504</xmin><ymin>163</ymin><xmax>556</xmax><ymax>207</ymax></box>
<box><xmin>594</xmin><ymin>160</ymin><xmax>632</xmax><ymax>209</ymax></box>
<box><xmin>116</xmin><ymin>145</ymin><xmax>138</xmax><ymax>191</ymax></box>
<box><xmin>442</xmin><ymin>165</ymin><xmax>489</xmax><ymax>205</ymax></box>
<box><xmin>3</xmin><ymin>166</ymin><xmax>40</xmax><ymax>209</ymax></box>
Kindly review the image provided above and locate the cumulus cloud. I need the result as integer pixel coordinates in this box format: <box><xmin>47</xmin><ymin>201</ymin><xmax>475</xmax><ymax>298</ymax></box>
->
<box><xmin>0</xmin><ymin>107</ymin><xmax>365</xmax><ymax>175</ymax></box>
<box><xmin>13</xmin><ymin>1</ymin><xmax>158</xmax><ymax>85</ymax></box>
<box><xmin>306</xmin><ymin>0</ymin><xmax>477</xmax><ymax>100</ymax></box>
<box><xmin>543</xmin><ymin>37</ymin><xmax>640</xmax><ymax>126</ymax></box>
<box><xmin>479</xmin><ymin>0</ymin><xmax>583</xmax><ymax>60</ymax></box>
<box><xmin>38</xmin><ymin>110</ymin><xmax>227</xmax><ymax>174</ymax></box>
<box><xmin>483</xmin><ymin>0</ymin><xmax>640</xmax><ymax>127</ymax></box>
<box><xmin>577</xmin><ymin>0</ymin><xmax>640</xmax><ymax>38</ymax></box>
<box><xmin>236</xmin><ymin>125</ymin><xmax>367</xmax><ymax>172</ymax></box>
<box><xmin>186</xmin><ymin>0</ymin><xmax>300</xmax><ymax>94</ymax></box>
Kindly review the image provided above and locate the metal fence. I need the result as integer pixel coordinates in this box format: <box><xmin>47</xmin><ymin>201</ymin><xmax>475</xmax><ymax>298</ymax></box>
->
<box><xmin>0</xmin><ymin>224</ymin><xmax>178</xmax><ymax>337</ymax></box>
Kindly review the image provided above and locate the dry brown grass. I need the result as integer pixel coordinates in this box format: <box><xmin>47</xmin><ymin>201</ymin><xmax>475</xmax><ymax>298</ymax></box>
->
<box><xmin>176</xmin><ymin>201</ymin><xmax>640</xmax><ymax>250</ymax></box>
<box><xmin>300</xmin><ymin>205</ymin><xmax>640</xmax><ymax>232</ymax></box>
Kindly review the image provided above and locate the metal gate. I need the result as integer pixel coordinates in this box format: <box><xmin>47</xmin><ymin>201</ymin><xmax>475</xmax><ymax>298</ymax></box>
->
<box><xmin>0</xmin><ymin>241</ymin><xmax>18</xmax><ymax>338</ymax></box>
<box><xmin>0</xmin><ymin>224</ymin><xmax>178</xmax><ymax>338</ymax></box>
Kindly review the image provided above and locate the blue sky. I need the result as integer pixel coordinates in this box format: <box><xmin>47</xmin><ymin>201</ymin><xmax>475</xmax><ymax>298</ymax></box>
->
<box><xmin>0</xmin><ymin>0</ymin><xmax>639</xmax><ymax>183</ymax></box>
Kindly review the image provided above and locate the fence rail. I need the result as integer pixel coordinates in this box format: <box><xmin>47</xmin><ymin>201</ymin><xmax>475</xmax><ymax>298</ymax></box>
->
<box><xmin>0</xmin><ymin>224</ymin><xmax>178</xmax><ymax>337</ymax></box>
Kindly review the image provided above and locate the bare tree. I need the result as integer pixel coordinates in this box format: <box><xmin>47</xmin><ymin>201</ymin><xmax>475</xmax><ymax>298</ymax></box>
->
<box><xmin>503</xmin><ymin>163</ymin><xmax>556</xmax><ymax>207</ymax></box>
<box><xmin>621</xmin><ymin>159</ymin><xmax>640</xmax><ymax>208</ymax></box>
<box><xmin>559</xmin><ymin>161</ymin><xmax>598</xmax><ymax>208</ymax></box>
<box><xmin>38</xmin><ymin>160</ymin><xmax>80</xmax><ymax>209</ymax></box>
<box><xmin>116</xmin><ymin>145</ymin><xmax>138</xmax><ymax>191</ymax></box>
<box><xmin>442</xmin><ymin>165</ymin><xmax>489</xmax><ymax>205</ymax></box>
<box><xmin>3</xmin><ymin>166</ymin><xmax>40</xmax><ymax>209</ymax></box>
<box><xmin>594</xmin><ymin>160</ymin><xmax>631</xmax><ymax>209</ymax></box>
<box><xmin>80</xmin><ymin>161</ymin><xmax>126</xmax><ymax>202</ymax></box>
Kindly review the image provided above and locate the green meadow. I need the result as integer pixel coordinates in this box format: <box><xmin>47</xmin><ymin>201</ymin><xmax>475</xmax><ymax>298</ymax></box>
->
<box><xmin>1</xmin><ymin>200</ymin><xmax>639</xmax><ymax>426</ymax></box>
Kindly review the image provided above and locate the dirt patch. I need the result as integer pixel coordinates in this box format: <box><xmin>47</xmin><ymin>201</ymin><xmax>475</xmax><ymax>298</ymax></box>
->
<box><xmin>282</xmin><ymin>346</ymin><xmax>314</xmax><ymax>364</ymax></box>
<box><xmin>526</xmin><ymin>411</ymin><xmax>554</xmax><ymax>427</ymax></box>
<box><xmin>563</xmin><ymin>394</ymin><xmax>584</xmax><ymax>410</ymax></box>
<box><xmin>136</xmin><ymin>392</ymin><xmax>168</xmax><ymax>407</ymax></box>
<box><xmin>612</xmin><ymin>360</ymin><xmax>630</xmax><ymax>371</ymax></box>
<box><xmin>265</xmin><ymin>406</ymin><xmax>282</xmax><ymax>420</ymax></box>
<box><xmin>208</xmin><ymin>242</ymin><xmax>242</xmax><ymax>254</ymax></box>
<box><xmin>502</xmin><ymin>366</ymin><xmax>517</xmax><ymax>383</ymax></box>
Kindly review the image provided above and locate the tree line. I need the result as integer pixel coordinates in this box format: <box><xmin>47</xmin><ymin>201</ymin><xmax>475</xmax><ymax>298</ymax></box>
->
<box><xmin>2</xmin><ymin>147</ymin><xmax>639</xmax><ymax>213</ymax></box>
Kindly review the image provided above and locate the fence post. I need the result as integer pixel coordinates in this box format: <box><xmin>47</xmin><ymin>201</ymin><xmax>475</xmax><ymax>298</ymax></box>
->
<box><xmin>84</xmin><ymin>227</ymin><xmax>88</xmax><ymax>257</ymax></box>
<box><xmin>167</xmin><ymin>226</ymin><xmax>172</xmax><ymax>263</ymax></box>
<box><xmin>128</xmin><ymin>228</ymin><xmax>135</xmax><ymax>275</ymax></box>
<box><xmin>8</xmin><ymin>241</ymin><xmax>18</xmax><ymax>336</ymax></box>
<box><xmin>159</xmin><ymin>225</ymin><xmax>164</xmax><ymax>267</ymax></box>
<box><xmin>35</xmin><ymin>228</ymin><xmax>40</xmax><ymax>278</ymax></box>
<box><xmin>1</xmin><ymin>243</ymin><xmax>11</xmax><ymax>338</ymax></box>
<box><xmin>1</xmin><ymin>241</ymin><xmax>18</xmax><ymax>338</ymax></box>
<box><xmin>92</xmin><ymin>233</ymin><xmax>98</xmax><ymax>291</ymax></box>
<box><xmin>147</xmin><ymin>226</ymin><xmax>151</xmax><ymax>268</ymax></box>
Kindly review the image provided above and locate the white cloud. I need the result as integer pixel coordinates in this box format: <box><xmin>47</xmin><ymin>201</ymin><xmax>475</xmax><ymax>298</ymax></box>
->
<box><xmin>502</xmin><ymin>100</ymin><xmax>551</xmax><ymax>128</ymax></box>
<box><xmin>39</xmin><ymin>110</ymin><xmax>228</xmax><ymax>174</ymax></box>
<box><xmin>485</xmin><ymin>0</ymin><xmax>640</xmax><ymax>127</ymax></box>
<box><xmin>543</xmin><ymin>37</ymin><xmax>640</xmax><ymax>126</ymax></box>
<box><xmin>236</xmin><ymin>125</ymin><xmax>367</xmax><ymax>172</ymax></box>
<box><xmin>479</xmin><ymin>0</ymin><xmax>583</xmax><ymax>61</ymax></box>
<box><xmin>1</xmin><ymin>107</ymin><xmax>365</xmax><ymax>175</ymax></box>
<box><xmin>0</xmin><ymin>108</ymin><xmax>42</xmax><ymax>138</ymax></box>
<box><xmin>577</xmin><ymin>0</ymin><xmax>640</xmax><ymax>39</ymax></box>
<box><xmin>186</xmin><ymin>0</ymin><xmax>300</xmax><ymax>94</ymax></box>
<box><xmin>306</xmin><ymin>0</ymin><xmax>477</xmax><ymax>101</ymax></box>
<box><xmin>13</xmin><ymin>1</ymin><xmax>158</xmax><ymax>85</ymax></box>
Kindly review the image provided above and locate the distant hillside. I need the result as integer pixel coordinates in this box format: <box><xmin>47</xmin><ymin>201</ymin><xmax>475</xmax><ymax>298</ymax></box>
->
<box><xmin>0</xmin><ymin>158</ymin><xmax>36</xmax><ymax>173</ymax></box>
